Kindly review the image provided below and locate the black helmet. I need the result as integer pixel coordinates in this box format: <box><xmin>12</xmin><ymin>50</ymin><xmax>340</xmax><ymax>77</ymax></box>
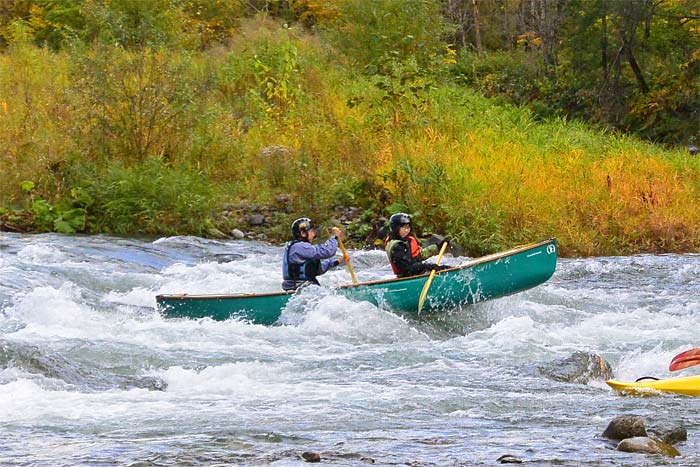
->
<box><xmin>389</xmin><ymin>212</ymin><xmax>411</xmax><ymax>237</ymax></box>
<box><xmin>291</xmin><ymin>217</ymin><xmax>314</xmax><ymax>240</ymax></box>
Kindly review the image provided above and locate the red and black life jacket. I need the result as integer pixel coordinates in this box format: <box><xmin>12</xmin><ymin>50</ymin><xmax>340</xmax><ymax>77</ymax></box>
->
<box><xmin>385</xmin><ymin>235</ymin><xmax>421</xmax><ymax>275</ymax></box>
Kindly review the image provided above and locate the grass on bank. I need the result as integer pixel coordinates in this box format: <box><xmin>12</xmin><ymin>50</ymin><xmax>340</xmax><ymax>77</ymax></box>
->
<box><xmin>1</xmin><ymin>17</ymin><xmax>698</xmax><ymax>256</ymax></box>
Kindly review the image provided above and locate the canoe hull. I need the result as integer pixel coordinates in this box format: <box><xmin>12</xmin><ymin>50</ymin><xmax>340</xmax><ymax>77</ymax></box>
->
<box><xmin>157</xmin><ymin>238</ymin><xmax>558</xmax><ymax>324</ymax></box>
<box><xmin>157</xmin><ymin>291</ymin><xmax>293</xmax><ymax>325</ymax></box>
<box><xmin>341</xmin><ymin>238</ymin><xmax>558</xmax><ymax>314</ymax></box>
<box><xmin>606</xmin><ymin>375</ymin><xmax>700</xmax><ymax>397</ymax></box>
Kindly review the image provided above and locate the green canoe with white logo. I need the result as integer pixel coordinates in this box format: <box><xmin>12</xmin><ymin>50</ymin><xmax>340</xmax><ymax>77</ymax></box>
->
<box><xmin>156</xmin><ymin>238</ymin><xmax>558</xmax><ymax>325</ymax></box>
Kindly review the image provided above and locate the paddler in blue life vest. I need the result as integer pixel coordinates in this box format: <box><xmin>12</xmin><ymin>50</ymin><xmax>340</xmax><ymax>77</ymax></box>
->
<box><xmin>385</xmin><ymin>212</ymin><xmax>450</xmax><ymax>278</ymax></box>
<box><xmin>282</xmin><ymin>217</ymin><xmax>346</xmax><ymax>291</ymax></box>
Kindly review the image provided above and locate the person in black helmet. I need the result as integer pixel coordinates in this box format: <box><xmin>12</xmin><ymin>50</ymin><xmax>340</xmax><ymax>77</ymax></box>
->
<box><xmin>385</xmin><ymin>212</ymin><xmax>449</xmax><ymax>278</ymax></box>
<box><xmin>282</xmin><ymin>218</ymin><xmax>346</xmax><ymax>291</ymax></box>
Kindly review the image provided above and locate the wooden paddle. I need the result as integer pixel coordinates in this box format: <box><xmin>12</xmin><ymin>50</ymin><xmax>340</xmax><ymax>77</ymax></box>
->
<box><xmin>418</xmin><ymin>240</ymin><xmax>449</xmax><ymax>314</ymax></box>
<box><xmin>337</xmin><ymin>236</ymin><xmax>358</xmax><ymax>285</ymax></box>
<box><xmin>669</xmin><ymin>347</ymin><xmax>700</xmax><ymax>371</ymax></box>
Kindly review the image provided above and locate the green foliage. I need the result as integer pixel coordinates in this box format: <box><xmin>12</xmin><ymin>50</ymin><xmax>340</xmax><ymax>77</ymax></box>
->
<box><xmin>452</xmin><ymin>49</ymin><xmax>545</xmax><ymax>106</ymax></box>
<box><xmin>369</xmin><ymin>55</ymin><xmax>437</xmax><ymax>124</ymax></box>
<box><xmin>624</xmin><ymin>49</ymin><xmax>700</xmax><ymax>145</ymax></box>
<box><xmin>79</xmin><ymin>0</ymin><xmax>189</xmax><ymax>49</ymax></box>
<box><xmin>326</xmin><ymin>0</ymin><xmax>450</xmax><ymax>70</ymax></box>
<box><xmin>20</xmin><ymin>180</ymin><xmax>93</xmax><ymax>233</ymax></box>
<box><xmin>178</xmin><ymin>0</ymin><xmax>244</xmax><ymax>47</ymax></box>
<box><xmin>70</xmin><ymin>45</ymin><xmax>198</xmax><ymax>162</ymax></box>
<box><xmin>86</xmin><ymin>159</ymin><xmax>218</xmax><ymax>236</ymax></box>
<box><xmin>322</xmin><ymin>0</ymin><xmax>454</xmax><ymax>126</ymax></box>
<box><xmin>0</xmin><ymin>0</ymin><xmax>247</xmax><ymax>51</ymax></box>
<box><xmin>444</xmin><ymin>207</ymin><xmax>508</xmax><ymax>257</ymax></box>
<box><xmin>252</xmin><ymin>40</ymin><xmax>302</xmax><ymax>119</ymax></box>
<box><xmin>25</xmin><ymin>0</ymin><xmax>85</xmax><ymax>50</ymax></box>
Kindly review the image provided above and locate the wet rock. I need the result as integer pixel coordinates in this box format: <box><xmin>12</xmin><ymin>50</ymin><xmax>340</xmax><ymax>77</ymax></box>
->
<box><xmin>538</xmin><ymin>351</ymin><xmax>614</xmax><ymax>384</ymax></box>
<box><xmin>0</xmin><ymin>340</ymin><xmax>167</xmax><ymax>392</ymax></box>
<box><xmin>376</xmin><ymin>224</ymin><xmax>388</xmax><ymax>238</ymax></box>
<box><xmin>648</xmin><ymin>422</ymin><xmax>687</xmax><ymax>445</ymax></box>
<box><xmin>423</xmin><ymin>234</ymin><xmax>444</xmax><ymax>248</ymax></box>
<box><xmin>206</xmin><ymin>227</ymin><xmax>227</xmax><ymax>238</ymax></box>
<box><xmin>130</xmin><ymin>376</ymin><xmax>167</xmax><ymax>391</ymax></box>
<box><xmin>617</xmin><ymin>437</ymin><xmax>680</xmax><ymax>457</ymax></box>
<box><xmin>209</xmin><ymin>253</ymin><xmax>245</xmax><ymax>263</ymax></box>
<box><xmin>247</xmin><ymin>214</ymin><xmax>265</xmax><ymax>226</ymax></box>
<box><xmin>301</xmin><ymin>451</ymin><xmax>321</xmax><ymax>462</ymax></box>
<box><xmin>422</xmin><ymin>234</ymin><xmax>466</xmax><ymax>257</ymax></box>
<box><xmin>343</xmin><ymin>206</ymin><xmax>362</xmax><ymax>222</ymax></box>
<box><xmin>230</xmin><ymin>229</ymin><xmax>245</xmax><ymax>240</ymax></box>
<box><xmin>275</xmin><ymin>194</ymin><xmax>292</xmax><ymax>213</ymax></box>
<box><xmin>497</xmin><ymin>454</ymin><xmax>523</xmax><ymax>463</ymax></box>
<box><xmin>602</xmin><ymin>415</ymin><xmax>647</xmax><ymax>440</ymax></box>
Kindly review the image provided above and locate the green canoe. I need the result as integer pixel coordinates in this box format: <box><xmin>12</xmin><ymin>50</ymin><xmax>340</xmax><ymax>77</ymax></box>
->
<box><xmin>156</xmin><ymin>237</ymin><xmax>558</xmax><ymax>325</ymax></box>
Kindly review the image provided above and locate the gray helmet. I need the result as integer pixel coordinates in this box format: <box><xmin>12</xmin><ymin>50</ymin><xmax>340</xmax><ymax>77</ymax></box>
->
<box><xmin>389</xmin><ymin>212</ymin><xmax>411</xmax><ymax>237</ymax></box>
<box><xmin>291</xmin><ymin>217</ymin><xmax>314</xmax><ymax>240</ymax></box>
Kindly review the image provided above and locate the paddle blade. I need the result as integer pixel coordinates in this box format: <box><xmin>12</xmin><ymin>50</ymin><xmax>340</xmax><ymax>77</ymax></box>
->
<box><xmin>417</xmin><ymin>270</ymin><xmax>436</xmax><ymax>313</ymax></box>
<box><xmin>669</xmin><ymin>348</ymin><xmax>700</xmax><ymax>371</ymax></box>
<box><xmin>337</xmin><ymin>237</ymin><xmax>358</xmax><ymax>285</ymax></box>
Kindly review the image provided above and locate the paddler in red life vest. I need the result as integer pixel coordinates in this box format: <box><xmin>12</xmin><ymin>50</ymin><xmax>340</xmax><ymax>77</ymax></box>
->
<box><xmin>282</xmin><ymin>217</ymin><xmax>346</xmax><ymax>291</ymax></box>
<box><xmin>385</xmin><ymin>212</ymin><xmax>450</xmax><ymax>278</ymax></box>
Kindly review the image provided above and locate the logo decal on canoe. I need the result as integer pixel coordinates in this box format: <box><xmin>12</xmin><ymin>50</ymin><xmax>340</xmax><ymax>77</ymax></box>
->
<box><xmin>546</xmin><ymin>244</ymin><xmax>556</xmax><ymax>254</ymax></box>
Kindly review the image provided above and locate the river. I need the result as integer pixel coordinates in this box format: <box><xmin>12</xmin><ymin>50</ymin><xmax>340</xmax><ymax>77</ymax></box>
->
<box><xmin>0</xmin><ymin>233</ymin><xmax>698</xmax><ymax>466</ymax></box>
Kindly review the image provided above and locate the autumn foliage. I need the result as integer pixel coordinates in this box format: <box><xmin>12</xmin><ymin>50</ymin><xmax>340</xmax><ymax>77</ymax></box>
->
<box><xmin>0</xmin><ymin>0</ymin><xmax>698</xmax><ymax>256</ymax></box>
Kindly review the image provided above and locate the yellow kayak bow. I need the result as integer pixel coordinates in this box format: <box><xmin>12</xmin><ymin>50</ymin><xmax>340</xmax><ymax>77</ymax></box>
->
<box><xmin>606</xmin><ymin>375</ymin><xmax>700</xmax><ymax>397</ymax></box>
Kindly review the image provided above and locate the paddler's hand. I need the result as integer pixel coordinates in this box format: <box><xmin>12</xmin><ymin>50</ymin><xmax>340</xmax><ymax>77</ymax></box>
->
<box><xmin>337</xmin><ymin>256</ymin><xmax>346</xmax><ymax>265</ymax></box>
<box><xmin>331</xmin><ymin>226</ymin><xmax>342</xmax><ymax>238</ymax></box>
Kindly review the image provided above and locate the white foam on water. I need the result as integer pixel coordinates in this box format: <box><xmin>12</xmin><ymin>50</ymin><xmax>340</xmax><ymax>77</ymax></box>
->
<box><xmin>17</xmin><ymin>243</ymin><xmax>69</xmax><ymax>264</ymax></box>
<box><xmin>4</xmin><ymin>283</ymin><xmax>262</xmax><ymax>353</ymax></box>
<box><xmin>0</xmin><ymin>376</ymin><xmax>175</xmax><ymax>425</ymax></box>
<box><xmin>284</xmin><ymin>290</ymin><xmax>427</xmax><ymax>345</ymax></box>
<box><xmin>103</xmin><ymin>286</ymin><xmax>159</xmax><ymax>308</ymax></box>
<box><xmin>6</xmin><ymin>284</ymin><xmax>116</xmax><ymax>340</ymax></box>
<box><xmin>158</xmin><ymin>259</ymin><xmax>281</xmax><ymax>295</ymax></box>
<box><xmin>157</xmin><ymin>361</ymin><xmax>298</xmax><ymax>396</ymax></box>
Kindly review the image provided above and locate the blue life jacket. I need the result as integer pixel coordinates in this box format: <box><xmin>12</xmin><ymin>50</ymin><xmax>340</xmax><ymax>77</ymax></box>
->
<box><xmin>282</xmin><ymin>241</ymin><xmax>321</xmax><ymax>284</ymax></box>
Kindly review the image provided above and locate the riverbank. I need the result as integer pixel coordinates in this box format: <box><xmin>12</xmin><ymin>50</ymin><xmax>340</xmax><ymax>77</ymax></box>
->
<box><xmin>1</xmin><ymin>17</ymin><xmax>698</xmax><ymax>257</ymax></box>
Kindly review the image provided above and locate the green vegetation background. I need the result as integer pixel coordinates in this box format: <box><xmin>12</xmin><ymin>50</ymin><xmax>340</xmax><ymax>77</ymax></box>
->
<box><xmin>1</xmin><ymin>0</ymin><xmax>698</xmax><ymax>257</ymax></box>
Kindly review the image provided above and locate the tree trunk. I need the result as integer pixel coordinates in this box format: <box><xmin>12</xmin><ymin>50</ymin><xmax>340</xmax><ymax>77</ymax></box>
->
<box><xmin>623</xmin><ymin>41</ymin><xmax>650</xmax><ymax>93</ymax></box>
<box><xmin>601</xmin><ymin>5</ymin><xmax>608</xmax><ymax>81</ymax></box>
<box><xmin>472</xmin><ymin>0</ymin><xmax>482</xmax><ymax>54</ymax></box>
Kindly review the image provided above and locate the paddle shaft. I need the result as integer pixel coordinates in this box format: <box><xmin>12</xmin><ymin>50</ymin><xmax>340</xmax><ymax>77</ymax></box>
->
<box><xmin>418</xmin><ymin>241</ymin><xmax>449</xmax><ymax>313</ymax></box>
<box><xmin>337</xmin><ymin>236</ymin><xmax>358</xmax><ymax>285</ymax></box>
